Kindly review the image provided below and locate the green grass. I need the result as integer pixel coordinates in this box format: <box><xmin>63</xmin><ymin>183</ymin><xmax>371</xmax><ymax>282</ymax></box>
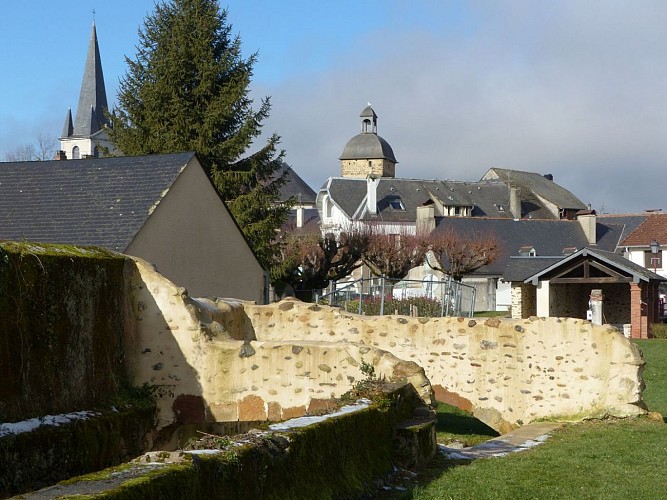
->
<box><xmin>434</xmin><ymin>403</ymin><xmax>499</xmax><ymax>447</ymax></box>
<box><xmin>382</xmin><ymin>339</ymin><xmax>667</xmax><ymax>499</ymax></box>
<box><xmin>634</xmin><ymin>339</ymin><xmax>667</xmax><ymax>415</ymax></box>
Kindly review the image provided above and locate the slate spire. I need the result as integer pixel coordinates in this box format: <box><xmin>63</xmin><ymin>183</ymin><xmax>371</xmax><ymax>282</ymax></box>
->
<box><xmin>72</xmin><ymin>21</ymin><xmax>109</xmax><ymax>137</ymax></box>
<box><xmin>61</xmin><ymin>108</ymin><xmax>73</xmax><ymax>138</ymax></box>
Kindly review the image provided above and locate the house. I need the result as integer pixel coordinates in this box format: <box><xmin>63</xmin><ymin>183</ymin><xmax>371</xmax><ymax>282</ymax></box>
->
<box><xmin>618</xmin><ymin>213</ymin><xmax>667</xmax><ymax>277</ymax></box>
<box><xmin>0</xmin><ymin>153</ymin><xmax>267</xmax><ymax>302</ymax></box>
<box><xmin>59</xmin><ymin>21</ymin><xmax>117</xmax><ymax>160</ymax></box>
<box><xmin>318</xmin><ymin>105</ymin><xmax>588</xmax><ymax>235</ymax></box>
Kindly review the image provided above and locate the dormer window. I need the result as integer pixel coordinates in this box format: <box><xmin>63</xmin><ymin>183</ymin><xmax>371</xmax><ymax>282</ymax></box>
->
<box><xmin>519</xmin><ymin>246</ymin><xmax>536</xmax><ymax>257</ymax></box>
<box><xmin>389</xmin><ymin>199</ymin><xmax>405</xmax><ymax>211</ymax></box>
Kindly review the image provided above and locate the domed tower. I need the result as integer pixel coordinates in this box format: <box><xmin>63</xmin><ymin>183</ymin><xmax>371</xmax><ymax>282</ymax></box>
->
<box><xmin>340</xmin><ymin>105</ymin><xmax>397</xmax><ymax>178</ymax></box>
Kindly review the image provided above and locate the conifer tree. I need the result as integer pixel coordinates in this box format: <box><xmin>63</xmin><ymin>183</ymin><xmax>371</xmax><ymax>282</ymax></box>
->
<box><xmin>110</xmin><ymin>0</ymin><xmax>289</xmax><ymax>268</ymax></box>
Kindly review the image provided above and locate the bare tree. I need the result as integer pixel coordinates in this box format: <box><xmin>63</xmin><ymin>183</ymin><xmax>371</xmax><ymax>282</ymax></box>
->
<box><xmin>273</xmin><ymin>226</ymin><xmax>370</xmax><ymax>300</ymax></box>
<box><xmin>362</xmin><ymin>228</ymin><xmax>427</xmax><ymax>280</ymax></box>
<box><xmin>426</xmin><ymin>227</ymin><xmax>499</xmax><ymax>281</ymax></box>
<box><xmin>4</xmin><ymin>134</ymin><xmax>56</xmax><ymax>162</ymax></box>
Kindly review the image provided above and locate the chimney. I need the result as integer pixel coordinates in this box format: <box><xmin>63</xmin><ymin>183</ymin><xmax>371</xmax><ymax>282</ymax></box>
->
<box><xmin>509</xmin><ymin>185</ymin><xmax>521</xmax><ymax>219</ymax></box>
<box><xmin>366</xmin><ymin>177</ymin><xmax>379</xmax><ymax>215</ymax></box>
<box><xmin>416</xmin><ymin>205</ymin><xmax>435</xmax><ymax>235</ymax></box>
<box><xmin>577</xmin><ymin>209</ymin><xmax>597</xmax><ymax>245</ymax></box>
<box><xmin>54</xmin><ymin>150</ymin><xmax>67</xmax><ymax>160</ymax></box>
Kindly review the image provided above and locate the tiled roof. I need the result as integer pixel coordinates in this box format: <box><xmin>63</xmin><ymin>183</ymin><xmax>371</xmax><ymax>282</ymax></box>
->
<box><xmin>0</xmin><ymin>152</ymin><xmax>195</xmax><ymax>251</ymax></box>
<box><xmin>432</xmin><ymin>217</ymin><xmax>590</xmax><ymax>275</ymax></box>
<box><xmin>320</xmin><ymin>172</ymin><xmax>586</xmax><ymax>223</ymax></box>
<box><xmin>595</xmin><ymin>214</ymin><xmax>648</xmax><ymax>251</ymax></box>
<box><xmin>275</xmin><ymin>163</ymin><xmax>317</xmax><ymax>205</ymax></box>
<box><xmin>482</xmin><ymin>168</ymin><xmax>587</xmax><ymax>211</ymax></box>
<box><xmin>620</xmin><ymin>214</ymin><xmax>667</xmax><ymax>247</ymax></box>
<box><xmin>522</xmin><ymin>247</ymin><xmax>665</xmax><ymax>284</ymax></box>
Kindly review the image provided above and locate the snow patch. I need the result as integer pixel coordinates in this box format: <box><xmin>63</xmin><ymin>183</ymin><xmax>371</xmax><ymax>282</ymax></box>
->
<box><xmin>0</xmin><ymin>410</ymin><xmax>100</xmax><ymax>438</ymax></box>
<box><xmin>269</xmin><ymin>399</ymin><xmax>372</xmax><ymax>431</ymax></box>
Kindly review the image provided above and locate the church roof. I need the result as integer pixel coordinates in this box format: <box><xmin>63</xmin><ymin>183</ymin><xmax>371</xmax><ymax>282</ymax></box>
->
<box><xmin>0</xmin><ymin>152</ymin><xmax>195</xmax><ymax>251</ymax></box>
<box><xmin>68</xmin><ymin>21</ymin><xmax>109</xmax><ymax>138</ymax></box>
<box><xmin>340</xmin><ymin>134</ymin><xmax>397</xmax><ymax>163</ymax></box>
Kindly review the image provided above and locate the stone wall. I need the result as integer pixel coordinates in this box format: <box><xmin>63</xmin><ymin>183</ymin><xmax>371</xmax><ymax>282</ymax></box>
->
<box><xmin>243</xmin><ymin>300</ymin><xmax>646</xmax><ymax>433</ymax></box>
<box><xmin>0</xmin><ymin>242</ymin><xmax>128</xmax><ymax>422</ymax></box>
<box><xmin>124</xmin><ymin>259</ymin><xmax>433</xmax><ymax>432</ymax></box>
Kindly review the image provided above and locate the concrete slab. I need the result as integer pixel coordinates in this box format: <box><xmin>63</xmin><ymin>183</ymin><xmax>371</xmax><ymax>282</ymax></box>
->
<box><xmin>439</xmin><ymin>422</ymin><xmax>563</xmax><ymax>460</ymax></box>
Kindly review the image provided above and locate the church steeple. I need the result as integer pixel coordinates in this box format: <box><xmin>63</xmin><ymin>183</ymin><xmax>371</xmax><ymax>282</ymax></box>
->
<box><xmin>59</xmin><ymin>21</ymin><xmax>117</xmax><ymax>159</ymax></box>
<box><xmin>72</xmin><ymin>21</ymin><xmax>109</xmax><ymax>137</ymax></box>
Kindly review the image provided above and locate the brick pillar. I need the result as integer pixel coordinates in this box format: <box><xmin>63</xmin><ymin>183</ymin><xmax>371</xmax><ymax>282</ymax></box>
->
<box><xmin>630</xmin><ymin>282</ymin><xmax>643</xmax><ymax>339</ymax></box>
<box><xmin>647</xmin><ymin>281</ymin><xmax>659</xmax><ymax>338</ymax></box>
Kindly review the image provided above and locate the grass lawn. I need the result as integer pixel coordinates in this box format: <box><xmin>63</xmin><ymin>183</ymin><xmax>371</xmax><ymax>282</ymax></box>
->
<box><xmin>384</xmin><ymin>339</ymin><xmax>667</xmax><ymax>499</ymax></box>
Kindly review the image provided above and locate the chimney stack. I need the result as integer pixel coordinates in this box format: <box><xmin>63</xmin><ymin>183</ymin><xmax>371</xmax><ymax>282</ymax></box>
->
<box><xmin>577</xmin><ymin>210</ymin><xmax>597</xmax><ymax>245</ymax></box>
<box><xmin>509</xmin><ymin>185</ymin><xmax>521</xmax><ymax>219</ymax></box>
<box><xmin>54</xmin><ymin>150</ymin><xmax>67</xmax><ymax>161</ymax></box>
<box><xmin>416</xmin><ymin>205</ymin><xmax>436</xmax><ymax>235</ymax></box>
<box><xmin>366</xmin><ymin>177</ymin><xmax>379</xmax><ymax>215</ymax></box>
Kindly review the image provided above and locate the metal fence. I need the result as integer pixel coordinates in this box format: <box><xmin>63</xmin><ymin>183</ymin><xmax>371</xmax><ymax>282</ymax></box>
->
<box><xmin>315</xmin><ymin>276</ymin><xmax>476</xmax><ymax>318</ymax></box>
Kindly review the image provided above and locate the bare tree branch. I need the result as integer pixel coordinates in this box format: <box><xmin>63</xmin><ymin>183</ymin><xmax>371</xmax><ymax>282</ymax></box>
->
<box><xmin>427</xmin><ymin>227</ymin><xmax>499</xmax><ymax>281</ymax></box>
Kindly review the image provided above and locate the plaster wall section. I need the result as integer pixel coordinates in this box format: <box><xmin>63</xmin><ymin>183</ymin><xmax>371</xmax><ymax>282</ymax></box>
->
<box><xmin>123</xmin><ymin>259</ymin><xmax>431</xmax><ymax>430</ymax></box>
<box><xmin>244</xmin><ymin>300</ymin><xmax>646</xmax><ymax>433</ymax></box>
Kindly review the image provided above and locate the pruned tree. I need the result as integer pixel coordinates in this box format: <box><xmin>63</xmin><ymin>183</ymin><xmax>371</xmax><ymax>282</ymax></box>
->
<box><xmin>109</xmin><ymin>0</ymin><xmax>289</xmax><ymax>270</ymax></box>
<box><xmin>426</xmin><ymin>227</ymin><xmax>499</xmax><ymax>281</ymax></box>
<box><xmin>273</xmin><ymin>227</ymin><xmax>370</xmax><ymax>301</ymax></box>
<box><xmin>362</xmin><ymin>229</ymin><xmax>427</xmax><ymax>280</ymax></box>
<box><xmin>4</xmin><ymin>134</ymin><xmax>56</xmax><ymax>161</ymax></box>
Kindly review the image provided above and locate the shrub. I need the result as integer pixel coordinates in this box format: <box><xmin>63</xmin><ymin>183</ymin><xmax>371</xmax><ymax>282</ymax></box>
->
<box><xmin>650</xmin><ymin>323</ymin><xmax>667</xmax><ymax>339</ymax></box>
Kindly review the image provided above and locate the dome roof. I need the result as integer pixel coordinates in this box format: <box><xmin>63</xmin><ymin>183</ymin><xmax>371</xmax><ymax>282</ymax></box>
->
<box><xmin>339</xmin><ymin>133</ymin><xmax>397</xmax><ymax>163</ymax></box>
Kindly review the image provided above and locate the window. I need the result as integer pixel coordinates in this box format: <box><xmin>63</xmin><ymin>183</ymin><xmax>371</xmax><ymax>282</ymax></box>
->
<box><xmin>645</xmin><ymin>250</ymin><xmax>663</xmax><ymax>269</ymax></box>
<box><xmin>72</xmin><ymin>146</ymin><xmax>80</xmax><ymax>159</ymax></box>
<box><xmin>388</xmin><ymin>199</ymin><xmax>405</xmax><ymax>211</ymax></box>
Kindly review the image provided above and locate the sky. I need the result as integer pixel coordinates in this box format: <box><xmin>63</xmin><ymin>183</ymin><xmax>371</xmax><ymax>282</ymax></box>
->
<box><xmin>2</xmin><ymin>0</ymin><xmax>667</xmax><ymax>214</ymax></box>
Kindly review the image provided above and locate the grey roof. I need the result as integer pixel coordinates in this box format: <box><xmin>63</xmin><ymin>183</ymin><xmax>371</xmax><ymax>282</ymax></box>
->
<box><xmin>61</xmin><ymin>108</ymin><xmax>73</xmax><ymax>138</ymax></box>
<box><xmin>70</xmin><ymin>21</ymin><xmax>109</xmax><ymax>138</ymax></box>
<box><xmin>275</xmin><ymin>163</ymin><xmax>317</xmax><ymax>205</ymax></box>
<box><xmin>482</xmin><ymin>168</ymin><xmax>587</xmax><ymax>212</ymax></box>
<box><xmin>360</xmin><ymin>105</ymin><xmax>377</xmax><ymax>119</ymax></box>
<box><xmin>595</xmin><ymin>215</ymin><xmax>648</xmax><ymax>251</ymax></box>
<box><xmin>504</xmin><ymin>256</ymin><xmax>564</xmax><ymax>282</ymax></box>
<box><xmin>340</xmin><ymin>133</ymin><xmax>397</xmax><ymax>163</ymax></box>
<box><xmin>522</xmin><ymin>247</ymin><xmax>665</xmax><ymax>284</ymax></box>
<box><xmin>433</xmin><ymin>217</ymin><xmax>590</xmax><ymax>275</ymax></box>
<box><xmin>0</xmin><ymin>152</ymin><xmax>195</xmax><ymax>251</ymax></box>
<box><xmin>320</xmin><ymin>176</ymin><xmax>581</xmax><ymax>223</ymax></box>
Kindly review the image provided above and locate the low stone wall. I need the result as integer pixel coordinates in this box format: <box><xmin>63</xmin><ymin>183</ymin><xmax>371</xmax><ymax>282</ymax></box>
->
<box><xmin>23</xmin><ymin>384</ymin><xmax>435</xmax><ymax>499</ymax></box>
<box><xmin>124</xmin><ymin>259</ymin><xmax>433</xmax><ymax>433</ymax></box>
<box><xmin>243</xmin><ymin>299</ymin><xmax>646</xmax><ymax>433</ymax></box>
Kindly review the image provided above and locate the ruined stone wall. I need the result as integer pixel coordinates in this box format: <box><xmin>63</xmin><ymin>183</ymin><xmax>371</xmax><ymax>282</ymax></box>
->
<box><xmin>243</xmin><ymin>300</ymin><xmax>646</xmax><ymax>433</ymax></box>
<box><xmin>124</xmin><ymin>260</ymin><xmax>432</xmax><ymax>432</ymax></box>
<box><xmin>0</xmin><ymin>242</ymin><xmax>127</xmax><ymax>422</ymax></box>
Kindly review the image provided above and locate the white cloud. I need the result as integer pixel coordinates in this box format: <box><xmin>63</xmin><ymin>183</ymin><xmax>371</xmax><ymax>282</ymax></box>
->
<box><xmin>257</xmin><ymin>0</ymin><xmax>667</xmax><ymax>213</ymax></box>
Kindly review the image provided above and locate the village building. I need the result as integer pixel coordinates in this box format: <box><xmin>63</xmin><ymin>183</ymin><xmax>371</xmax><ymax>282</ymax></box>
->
<box><xmin>0</xmin><ymin>152</ymin><xmax>267</xmax><ymax>302</ymax></box>
<box><xmin>315</xmin><ymin>105</ymin><xmax>665</xmax><ymax>337</ymax></box>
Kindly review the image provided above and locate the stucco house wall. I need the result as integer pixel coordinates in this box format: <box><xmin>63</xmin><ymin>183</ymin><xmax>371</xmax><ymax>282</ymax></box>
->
<box><xmin>126</xmin><ymin>159</ymin><xmax>266</xmax><ymax>302</ymax></box>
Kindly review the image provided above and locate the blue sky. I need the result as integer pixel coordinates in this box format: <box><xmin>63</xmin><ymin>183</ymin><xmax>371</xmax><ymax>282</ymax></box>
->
<box><xmin>2</xmin><ymin>1</ymin><xmax>667</xmax><ymax>214</ymax></box>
